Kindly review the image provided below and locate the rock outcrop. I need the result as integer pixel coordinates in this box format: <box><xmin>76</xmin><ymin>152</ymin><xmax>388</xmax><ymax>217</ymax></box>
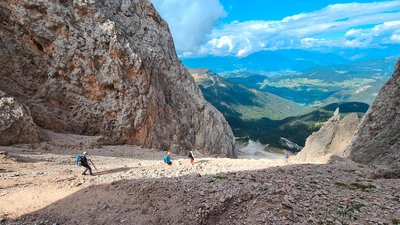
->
<box><xmin>0</xmin><ymin>91</ymin><xmax>40</xmax><ymax>145</ymax></box>
<box><xmin>344</xmin><ymin>59</ymin><xmax>400</xmax><ymax>166</ymax></box>
<box><xmin>0</xmin><ymin>0</ymin><xmax>235</xmax><ymax>157</ymax></box>
<box><xmin>295</xmin><ymin>108</ymin><xmax>359</xmax><ymax>163</ymax></box>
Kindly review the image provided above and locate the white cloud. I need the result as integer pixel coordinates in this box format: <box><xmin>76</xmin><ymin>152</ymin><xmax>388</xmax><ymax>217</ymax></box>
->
<box><xmin>343</xmin><ymin>39</ymin><xmax>367</xmax><ymax>48</ymax></box>
<box><xmin>391</xmin><ymin>34</ymin><xmax>400</xmax><ymax>43</ymax></box>
<box><xmin>152</xmin><ymin>1</ymin><xmax>400</xmax><ymax>57</ymax></box>
<box><xmin>151</xmin><ymin>0</ymin><xmax>226</xmax><ymax>55</ymax></box>
<box><xmin>344</xmin><ymin>20</ymin><xmax>400</xmax><ymax>45</ymax></box>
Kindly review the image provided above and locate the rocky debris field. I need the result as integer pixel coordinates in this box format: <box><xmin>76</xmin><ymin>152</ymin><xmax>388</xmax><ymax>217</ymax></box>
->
<box><xmin>0</xmin><ymin>131</ymin><xmax>400</xmax><ymax>225</ymax></box>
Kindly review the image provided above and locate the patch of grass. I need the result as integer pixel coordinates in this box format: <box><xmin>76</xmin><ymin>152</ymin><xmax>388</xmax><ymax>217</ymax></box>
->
<box><xmin>213</xmin><ymin>175</ymin><xmax>227</xmax><ymax>180</ymax></box>
<box><xmin>393</xmin><ymin>219</ymin><xmax>400</xmax><ymax>225</ymax></box>
<box><xmin>334</xmin><ymin>182</ymin><xmax>348</xmax><ymax>188</ymax></box>
<box><xmin>320</xmin><ymin>220</ymin><xmax>346</xmax><ymax>225</ymax></box>
<box><xmin>345</xmin><ymin>169</ymin><xmax>356</xmax><ymax>173</ymax></box>
<box><xmin>335</xmin><ymin>182</ymin><xmax>376</xmax><ymax>192</ymax></box>
<box><xmin>350</xmin><ymin>183</ymin><xmax>376</xmax><ymax>191</ymax></box>
<box><xmin>337</xmin><ymin>204</ymin><xmax>364</xmax><ymax>220</ymax></box>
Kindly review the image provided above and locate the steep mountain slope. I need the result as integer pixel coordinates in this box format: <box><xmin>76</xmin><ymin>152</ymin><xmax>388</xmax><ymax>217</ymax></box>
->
<box><xmin>0</xmin><ymin>0</ymin><xmax>235</xmax><ymax>157</ymax></box>
<box><xmin>189</xmin><ymin>69</ymin><xmax>306</xmax><ymax>121</ymax></box>
<box><xmin>344</xmin><ymin>58</ymin><xmax>400</xmax><ymax>166</ymax></box>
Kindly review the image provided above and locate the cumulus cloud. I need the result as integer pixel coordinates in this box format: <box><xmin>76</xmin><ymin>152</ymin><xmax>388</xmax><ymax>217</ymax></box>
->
<box><xmin>152</xmin><ymin>1</ymin><xmax>400</xmax><ymax>57</ymax></box>
<box><xmin>151</xmin><ymin>0</ymin><xmax>226</xmax><ymax>56</ymax></box>
<box><xmin>391</xmin><ymin>34</ymin><xmax>400</xmax><ymax>43</ymax></box>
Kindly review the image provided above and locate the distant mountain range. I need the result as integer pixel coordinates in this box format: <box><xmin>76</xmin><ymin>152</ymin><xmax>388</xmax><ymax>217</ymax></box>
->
<box><xmin>182</xmin><ymin>48</ymin><xmax>400</xmax><ymax>77</ymax></box>
<box><xmin>216</xmin><ymin>57</ymin><xmax>398</xmax><ymax>106</ymax></box>
<box><xmin>183</xmin><ymin>50</ymin><xmax>346</xmax><ymax>75</ymax></box>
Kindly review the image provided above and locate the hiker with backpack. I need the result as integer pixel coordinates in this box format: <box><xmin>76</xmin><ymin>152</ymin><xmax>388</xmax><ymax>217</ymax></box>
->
<box><xmin>163</xmin><ymin>151</ymin><xmax>172</xmax><ymax>165</ymax></box>
<box><xmin>285</xmin><ymin>152</ymin><xmax>290</xmax><ymax>163</ymax></box>
<box><xmin>188</xmin><ymin>150</ymin><xmax>195</xmax><ymax>164</ymax></box>
<box><xmin>80</xmin><ymin>151</ymin><xmax>94</xmax><ymax>176</ymax></box>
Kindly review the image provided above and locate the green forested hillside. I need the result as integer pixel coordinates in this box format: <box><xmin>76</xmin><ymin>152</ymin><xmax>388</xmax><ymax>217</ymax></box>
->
<box><xmin>190</xmin><ymin>69</ymin><xmax>306</xmax><ymax>120</ymax></box>
<box><xmin>190</xmin><ymin>69</ymin><xmax>369</xmax><ymax>151</ymax></box>
<box><xmin>228</xmin><ymin>103</ymin><xmax>368</xmax><ymax>150</ymax></box>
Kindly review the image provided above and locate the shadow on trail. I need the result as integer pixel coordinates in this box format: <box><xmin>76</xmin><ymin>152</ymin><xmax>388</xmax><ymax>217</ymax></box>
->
<box><xmin>95</xmin><ymin>167</ymin><xmax>133</xmax><ymax>175</ymax></box>
<box><xmin>2</xmin><ymin>164</ymin><xmax>305</xmax><ymax>225</ymax></box>
<box><xmin>4</xmin><ymin>159</ymin><xmax>397</xmax><ymax>225</ymax></box>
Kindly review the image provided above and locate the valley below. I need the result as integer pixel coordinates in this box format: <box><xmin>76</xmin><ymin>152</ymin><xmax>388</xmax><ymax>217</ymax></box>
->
<box><xmin>190</xmin><ymin>68</ymin><xmax>377</xmax><ymax>152</ymax></box>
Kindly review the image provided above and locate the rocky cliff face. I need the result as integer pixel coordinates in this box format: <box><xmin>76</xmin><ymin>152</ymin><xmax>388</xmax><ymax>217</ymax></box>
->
<box><xmin>344</xmin><ymin>59</ymin><xmax>400</xmax><ymax>166</ymax></box>
<box><xmin>295</xmin><ymin>108</ymin><xmax>359</xmax><ymax>163</ymax></box>
<box><xmin>0</xmin><ymin>0</ymin><xmax>236</xmax><ymax>157</ymax></box>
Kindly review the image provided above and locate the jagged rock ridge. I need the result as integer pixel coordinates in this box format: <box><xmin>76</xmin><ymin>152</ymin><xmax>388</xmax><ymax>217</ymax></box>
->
<box><xmin>295</xmin><ymin>108</ymin><xmax>359</xmax><ymax>163</ymax></box>
<box><xmin>0</xmin><ymin>0</ymin><xmax>235</xmax><ymax>157</ymax></box>
<box><xmin>344</xmin><ymin>59</ymin><xmax>400</xmax><ymax>165</ymax></box>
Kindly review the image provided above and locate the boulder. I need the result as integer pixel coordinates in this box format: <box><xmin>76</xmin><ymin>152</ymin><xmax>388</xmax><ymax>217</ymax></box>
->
<box><xmin>0</xmin><ymin>92</ymin><xmax>40</xmax><ymax>145</ymax></box>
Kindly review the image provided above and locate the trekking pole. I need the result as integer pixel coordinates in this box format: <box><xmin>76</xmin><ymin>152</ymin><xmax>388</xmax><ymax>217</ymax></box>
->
<box><xmin>89</xmin><ymin>159</ymin><xmax>99</xmax><ymax>172</ymax></box>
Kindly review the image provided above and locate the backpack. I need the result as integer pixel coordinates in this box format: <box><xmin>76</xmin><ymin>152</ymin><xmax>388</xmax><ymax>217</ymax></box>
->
<box><xmin>187</xmin><ymin>152</ymin><xmax>191</xmax><ymax>158</ymax></box>
<box><xmin>76</xmin><ymin>155</ymin><xmax>82</xmax><ymax>166</ymax></box>
<box><xmin>163</xmin><ymin>155</ymin><xmax>168</xmax><ymax>163</ymax></box>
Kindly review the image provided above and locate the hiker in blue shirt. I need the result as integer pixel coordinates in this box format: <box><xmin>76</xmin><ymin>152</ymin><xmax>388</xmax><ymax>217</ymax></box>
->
<box><xmin>285</xmin><ymin>152</ymin><xmax>290</xmax><ymax>163</ymax></box>
<box><xmin>163</xmin><ymin>152</ymin><xmax>172</xmax><ymax>165</ymax></box>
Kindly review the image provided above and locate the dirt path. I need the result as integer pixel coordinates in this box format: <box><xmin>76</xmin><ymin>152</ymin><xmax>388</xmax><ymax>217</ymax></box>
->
<box><xmin>1</xmin><ymin>131</ymin><xmax>399</xmax><ymax>225</ymax></box>
<box><xmin>0</xmin><ymin>131</ymin><xmax>284</xmax><ymax>221</ymax></box>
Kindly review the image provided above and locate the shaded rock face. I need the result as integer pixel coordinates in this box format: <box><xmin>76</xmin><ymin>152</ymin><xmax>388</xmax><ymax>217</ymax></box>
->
<box><xmin>295</xmin><ymin>108</ymin><xmax>358</xmax><ymax>163</ymax></box>
<box><xmin>344</xmin><ymin>59</ymin><xmax>400</xmax><ymax>166</ymax></box>
<box><xmin>0</xmin><ymin>91</ymin><xmax>40</xmax><ymax>145</ymax></box>
<box><xmin>0</xmin><ymin>0</ymin><xmax>235</xmax><ymax>157</ymax></box>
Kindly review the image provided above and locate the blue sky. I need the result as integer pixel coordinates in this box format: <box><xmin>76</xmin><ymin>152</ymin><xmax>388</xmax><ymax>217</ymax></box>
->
<box><xmin>151</xmin><ymin>0</ymin><xmax>400</xmax><ymax>58</ymax></box>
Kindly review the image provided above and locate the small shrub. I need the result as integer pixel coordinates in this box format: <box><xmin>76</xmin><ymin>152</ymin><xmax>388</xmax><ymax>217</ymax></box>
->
<box><xmin>350</xmin><ymin>183</ymin><xmax>376</xmax><ymax>191</ymax></box>
<box><xmin>213</xmin><ymin>175</ymin><xmax>227</xmax><ymax>180</ymax></box>
<box><xmin>337</xmin><ymin>204</ymin><xmax>364</xmax><ymax>220</ymax></box>
<box><xmin>335</xmin><ymin>182</ymin><xmax>376</xmax><ymax>192</ymax></box>
<box><xmin>334</xmin><ymin>182</ymin><xmax>348</xmax><ymax>188</ymax></box>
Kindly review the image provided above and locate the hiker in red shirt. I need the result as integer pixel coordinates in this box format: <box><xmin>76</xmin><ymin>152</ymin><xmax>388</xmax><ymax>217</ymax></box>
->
<box><xmin>188</xmin><ymin>150</ymin><xmax>195</xmax><ymax>164</ymax></box>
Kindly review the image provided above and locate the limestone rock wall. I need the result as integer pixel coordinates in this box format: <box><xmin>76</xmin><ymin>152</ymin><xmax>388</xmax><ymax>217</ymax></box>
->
<box><xmin>0</xmin><ymin>91</ymin><xmax>40</xmax><ymax>145</ymax></box>
<box><xmin>344</xmin><ymin>59</ymin><xmax>400</xmax><ymax>165</ymax></box>
<box><xmin>295</xmin><ymin>108</ymin><xmax>358</xmax><ymax>163</ymax></box>
<box><xmin>0</xmin><ymin>0</ymin><xmax>235</xmax><ymax>157</ymax></box>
